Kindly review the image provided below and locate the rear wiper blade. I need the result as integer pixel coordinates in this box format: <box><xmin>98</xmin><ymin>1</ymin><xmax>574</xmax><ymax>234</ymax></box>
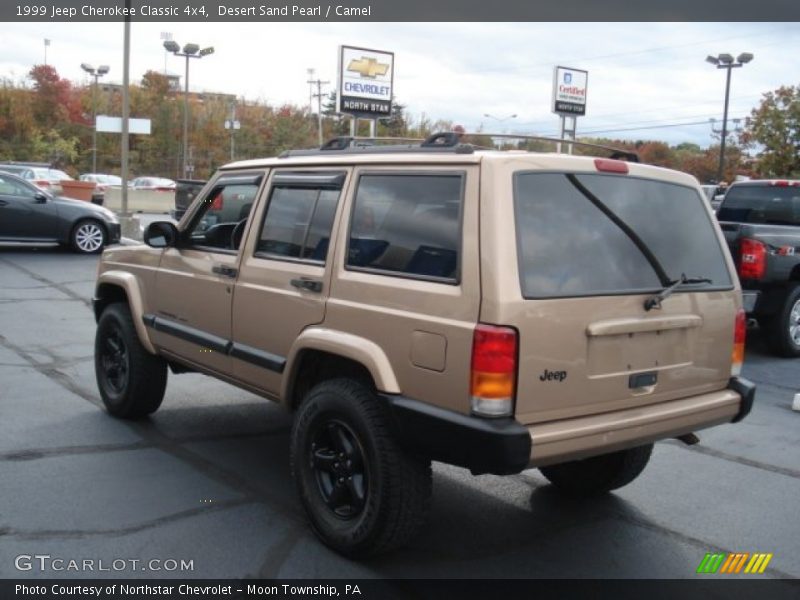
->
<box><xmin>644</xmin><ymin>274</ymin><xmax>712</xmax><ymax>311</ymax></box>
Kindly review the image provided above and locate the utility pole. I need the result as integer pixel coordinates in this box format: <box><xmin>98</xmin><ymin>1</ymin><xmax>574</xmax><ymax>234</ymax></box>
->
<box><xmin>44</xmin><ymin>39</ymin><xmax>50</xmax><ymax>65</ymax></box>
<box><xmin>307</xmin><ymin>77</ymin><xmax>330</xmax><ymax>146</ymax></box>
<box><xmin>224</xmin><ymin>101</ymin><xmax>240</xmax><ymax>162</ymax></box>
<box><xmin>306</xmin><ymin>68</ymin><xmax>315</xmax><ymax>114</ymax></box>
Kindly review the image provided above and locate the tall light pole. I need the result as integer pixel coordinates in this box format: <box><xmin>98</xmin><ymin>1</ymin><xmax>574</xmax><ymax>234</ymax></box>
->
<box><xmin>81</xmin><ymin>63</ymin><xmax>109</xmax><ymax>174</ymax></box>
<box><xmin>163</xmin><ymin>40</ymin><xmax>214</xmax><ymax>179</ymax></box>
<box><xmin>706</xmin><ymin>52</ymin><xmax>753</xmax><ymax>183</ymax></box>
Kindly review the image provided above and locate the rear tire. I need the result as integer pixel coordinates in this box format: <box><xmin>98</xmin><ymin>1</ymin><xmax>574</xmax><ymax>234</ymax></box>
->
<box><xmin>95</xmin><ymin>302</ymin><xmax>167</xmax><ymax>418</ymax></box>
<box><xmin>291</xmin><ymin>378</ymin><xmax>432</xmax><ymax>557</ymax></box>
<box><xmin>539</xmin><ymin>444</ymin><xmax>653</xmax><ymax>496</ymax></box>
<box><xmin>763</xmin><ymin>285</ymin><xmax>800</xmax><ymax>358</ymax></box>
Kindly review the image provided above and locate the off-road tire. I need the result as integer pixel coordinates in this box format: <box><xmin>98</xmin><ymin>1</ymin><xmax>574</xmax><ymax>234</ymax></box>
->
<box><xmin>95</xmin><ymin>302</ymin><xmax>167</xmax><ymax>418</ymax></box>
<box><xmin>763</xmin><ymin>284</ymin><xmax>800</xmax><ymax>358</ymax></box>
<box><xmin>539</xmin><ymin>444</ymin><xmax>654</xmax><ymax>496</ymax></box>
<box><xmin>291</xmin><ymin>378</ymin><xmax>432</xmax><ymax>557</ymax></box>
<box><xmin>71</xmin><ymin>219</ymin><xmax>107</xmax><ymax>254</ymax></box>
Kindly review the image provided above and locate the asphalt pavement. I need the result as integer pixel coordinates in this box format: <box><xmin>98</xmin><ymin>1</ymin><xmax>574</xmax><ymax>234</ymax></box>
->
<box><xmin>1</xmin><ymin>246</ymin><xmax>799</xmax><ymax>581</ymax></box>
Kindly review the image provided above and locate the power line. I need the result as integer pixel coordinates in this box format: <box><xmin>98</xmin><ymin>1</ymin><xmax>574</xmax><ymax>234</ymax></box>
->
<box><xmin>514</xmin><ymin>110</ymin><xmax>752</xmax><ymax>132</ymax></box>
<box><xmin>574</xmin><ymin>117</ymin><xmax>748</xmax><ymax>136</ymax></box>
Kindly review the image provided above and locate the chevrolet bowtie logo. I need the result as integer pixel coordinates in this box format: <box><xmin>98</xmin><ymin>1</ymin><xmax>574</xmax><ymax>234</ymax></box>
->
<box><xmin>347</xmin><ymin>57</ymin><xmax>389</xmax><ymax>79</ymax></box>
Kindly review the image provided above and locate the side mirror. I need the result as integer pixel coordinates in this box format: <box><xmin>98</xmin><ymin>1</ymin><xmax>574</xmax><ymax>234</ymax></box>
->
<box><xmin>33</xmin><ymin>192</ymin><xmax>48</xmax><ymax>204</ymax></box>
<box><xmin>143</xmin><ymin>221</ymin><xmax>179</xmax><ymax>248</ymax></box>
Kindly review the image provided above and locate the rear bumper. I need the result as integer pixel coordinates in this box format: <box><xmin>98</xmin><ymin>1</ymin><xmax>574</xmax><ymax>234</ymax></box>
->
<box><xmin>526</xmin><ymin>377</ymin><xmax>755</xmax><ymax>468</ymax></box>
<box><xmin>381</xmin><ymin>394</ymin><xmax>531</xmax><ymax>476</ymax></box>
<box><xmin>381</xmin><ymin>377</ymin><xmax>755</xmax><ymax>475</ymax></box>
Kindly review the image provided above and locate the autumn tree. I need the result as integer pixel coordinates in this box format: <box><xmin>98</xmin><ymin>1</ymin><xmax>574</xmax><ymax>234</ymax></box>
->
<box><xmin>29</xmin><ymin>65</ymin><xmax>73</xmax><ymax>129</ymax></box>
<box><xmin>740</xmin><ymin>85</ymin><xmax>800</xmax><ymax>178</ymax></box>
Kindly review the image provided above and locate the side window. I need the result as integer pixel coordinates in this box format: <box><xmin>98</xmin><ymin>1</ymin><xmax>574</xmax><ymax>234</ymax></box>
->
<box><xmin>254</xmin><ymin>173</ymin><xmax>343</xmax><ymax>263</ymax></box>
<box><xmin>347</xmin><ymin>173</ymin><xmax>463</xmax><ymax>282</ymax></box>
<box><xmin>185</xmin><ymin>177</ymin><xmax>261</xmax><ymax>251</ymax></box>
<box><xmin>0</xmin><ymin>176</ymin><xmax>34</xmax><ymax>198</ymax></box>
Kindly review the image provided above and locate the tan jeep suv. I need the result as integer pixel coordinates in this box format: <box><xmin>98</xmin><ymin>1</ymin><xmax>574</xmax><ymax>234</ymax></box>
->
<box><xmin>93</xmin><ymin>133</ymin><xmax>755</xmax><ymax>557</ymax></box>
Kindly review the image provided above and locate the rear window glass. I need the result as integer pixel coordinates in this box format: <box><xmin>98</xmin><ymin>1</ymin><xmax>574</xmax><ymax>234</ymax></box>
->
<box><xmin>514</xmin><ymin>173</ymin><xmax>732</xmax><ymax>298</ymax></box>
<box><xmin>717</xmin><ymin>184</ymin><xmax>800</xmax><ymax>226</ymax></box>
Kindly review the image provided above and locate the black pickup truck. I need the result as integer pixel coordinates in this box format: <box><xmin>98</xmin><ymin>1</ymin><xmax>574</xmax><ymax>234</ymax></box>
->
<box><xmin>716</xmin><ymin>179</ymin><xmax>800</xmax><ymax>357</ymax></box>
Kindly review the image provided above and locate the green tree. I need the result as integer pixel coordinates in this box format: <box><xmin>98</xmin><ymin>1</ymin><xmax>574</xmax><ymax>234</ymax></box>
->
<box><xmin>740</xmin><ymin>85</ymin><xmax>800</xmax><ymax>177</ymax></box>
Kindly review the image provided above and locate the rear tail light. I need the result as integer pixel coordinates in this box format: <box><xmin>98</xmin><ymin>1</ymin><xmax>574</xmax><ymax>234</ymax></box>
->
<box><xmin>732</xmin><ymin>308</ymin><xmax>746</xmax><ymax>376</ymax></box>
<box><xmin>210</xmin><ymin>193</ymin><xmax>223</xmax><ymax>211</ymax></box>
<box><xmin>470</xmin><ymin>324</ymin><xmax>518</xmax><ymax>418</ymax></box>
<box><xmin>34</xmin><ymin>180</ymin><xmax>51</xmax><ymax>189</ymax></box>
<box><xmin>739</xmin><ymin>238</ymin><xmax>767</xmax><ymax>280</ymax></box>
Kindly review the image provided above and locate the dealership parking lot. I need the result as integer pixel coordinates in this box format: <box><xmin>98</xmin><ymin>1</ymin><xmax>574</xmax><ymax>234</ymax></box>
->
<box><xmin>1</xmin><ymin>246</ymin><xmax>799</xmax><ymax>580</ymax></box>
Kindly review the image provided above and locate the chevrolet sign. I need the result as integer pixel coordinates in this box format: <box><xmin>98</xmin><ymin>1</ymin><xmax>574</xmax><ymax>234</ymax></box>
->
<box><xmin>338</xmin><ymin>45</ymin><xmax>394</xmax><ymax>118</ymax></box>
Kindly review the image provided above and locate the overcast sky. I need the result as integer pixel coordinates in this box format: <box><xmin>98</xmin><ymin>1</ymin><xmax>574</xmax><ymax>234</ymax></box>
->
<box><xmin>1</xmin><ymin>21</ymin><xmax>798</xmax><ymax>147</ymax></box>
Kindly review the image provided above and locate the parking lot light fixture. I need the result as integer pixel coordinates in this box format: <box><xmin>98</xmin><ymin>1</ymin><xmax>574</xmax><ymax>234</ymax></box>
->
<box><xmin>163</xmin><ymin>40</ymin><xmax>214</xmax><ymax>179</ymax></box>
<box><xmin>706</xmin><ymin>52</ymin><xmax>753</xmax><ymax>183</ymax></box>
<box><xmin>483</xmin><ymin>113</ymin><xmax>518</xmax><ymax>123</ymax></box>
<box><xmin>81</xmin><ymin>62</ymin><xmax>109</xmax><ymax>174</ymax></box>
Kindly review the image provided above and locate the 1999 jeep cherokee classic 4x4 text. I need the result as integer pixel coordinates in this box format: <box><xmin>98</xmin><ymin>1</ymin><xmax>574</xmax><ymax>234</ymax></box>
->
<box><xmin>93</xmin><ymin>133</ymin><xmax>755</xmax><ymax>557</ymax></box>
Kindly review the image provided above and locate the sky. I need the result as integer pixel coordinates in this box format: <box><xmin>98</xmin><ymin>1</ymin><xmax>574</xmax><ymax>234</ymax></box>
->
<box><xmin>0</xmin><ymin>21</ymin><xmax>798</xmax><ymax>148</ymax></box>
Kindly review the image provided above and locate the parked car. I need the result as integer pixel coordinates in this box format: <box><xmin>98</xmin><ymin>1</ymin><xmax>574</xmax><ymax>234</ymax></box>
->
<box><xmin>93</xmin><ymin>132</ymin><xmax>754</xmax><ymax>557</ymax></box>
<box><xmin>79</xmin><ymin>173</ymin><xmax>124</xmax><ymax>192</ymax></box>
<box><xmin>130</xmin><ymin>177</ymin><xmax>176</xmax><ymax>191</ymax></box>
<box><xmin>0</xmin><ymin>171</ymin><xmax>120</xmax><ymax>253</ymax></box>
<box><xmin>0</xmin><ymin>162</ymin><xmax>74</xmax><ymax>195</ymax></box>
<box><xmin>716</xmin><ymin>179</ymin><xmax>800</xmax><ymax>356</ymax></box>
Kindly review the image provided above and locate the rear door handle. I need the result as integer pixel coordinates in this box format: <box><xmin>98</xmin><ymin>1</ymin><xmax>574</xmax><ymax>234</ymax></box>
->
<box><xmin>212</xmin><ymin>265</ymin><xmax>238</xmax><ymax>278</ymax></box>
<box><xmin>0</xmin><ymin>200</ymin><xmax>7</xmax><ymax>206</ymax></box>
<box><xmin>290</xmin><ymin>278</ymin><xmax>323</xmax><ymax>293</ymax></box>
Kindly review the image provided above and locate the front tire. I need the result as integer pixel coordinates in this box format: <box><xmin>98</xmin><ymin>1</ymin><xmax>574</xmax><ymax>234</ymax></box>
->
<box><xmin>95</xmin><ymin>302</ymin><xmax>167</xmax><ymax>418</ymax></box>
<box><xmin>71</xmin><ymin>219</ymin><xmax>107</xmax><ymax>254</ymax></box>
<box><xmin>291</xmin><ymin>378</ymin><xmax>432</xmax><ymax>557</ymax></box>
<box><xmin>763</xmin><ymin>285</ymin><xmax>800</xmax><ymax>358</ymax></box>
<box><xmin>539</xmin><ymin>444</ymin><xmax>653</xmax><ymax>496</ymax></box>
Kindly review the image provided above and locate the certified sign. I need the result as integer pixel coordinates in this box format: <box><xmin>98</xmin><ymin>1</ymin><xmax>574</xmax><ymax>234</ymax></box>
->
<box><xmin>338</xmin><ymin>45</ymin><xmax>394</xmax><ymax>118</ymax></box>
<box><xmin>552</xmin><ymin>66</ymin><xmax>588</xmax><ymax>116</ymax></box>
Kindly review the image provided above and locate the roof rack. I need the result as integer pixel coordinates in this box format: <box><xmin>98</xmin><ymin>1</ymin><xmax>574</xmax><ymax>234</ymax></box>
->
<box><xmin>279</xmin><ymin>132</ymin><xmax>475</xmax><ymax>157</ymax></box>
<box><xmin>476</xmin><ymin>133</ymin><xmax>640</xmax><ymax>162</ymax></box>
<box><xmin>278</xmin><ymin>131</ymin><xmax>639</xmax><ymax>162</ymax></box>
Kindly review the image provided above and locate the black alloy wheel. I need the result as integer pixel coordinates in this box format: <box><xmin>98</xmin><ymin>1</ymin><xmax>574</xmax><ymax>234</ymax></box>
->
<box><xmin>98</xmin><ymin>324</ymin><xmax>129</xmax><ymax>395</ymax></box>
<box><xmin>309</xmin><ymin>419</ymin><xmax>368</xmax><ymax>519</ymax></box>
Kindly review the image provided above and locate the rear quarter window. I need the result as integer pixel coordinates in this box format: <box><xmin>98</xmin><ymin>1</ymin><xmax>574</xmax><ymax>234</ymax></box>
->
<box><xmin>347</xmin><ymin>173</ymin><xmax>464</xmax><ymax>282</ymax></box>
<box><xmin>514</xmin><ymin>172</ymin><xmax>733</xmax><ymax>298</ymax></box>
<box><xmin>717</xmin><ymin>185</ymin><xmax>800</xmax><ymax>226</ymax></box>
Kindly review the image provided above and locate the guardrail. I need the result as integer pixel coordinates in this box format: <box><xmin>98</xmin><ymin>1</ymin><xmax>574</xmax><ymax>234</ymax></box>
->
<box><xmin>103</xmin><ymin>188</ymin><xmax>175</xmax><ymax>213</ymax></box>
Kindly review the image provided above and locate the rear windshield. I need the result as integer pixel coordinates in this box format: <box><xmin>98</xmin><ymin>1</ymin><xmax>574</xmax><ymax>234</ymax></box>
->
<box><xmin>717</xmin><ymin>184</ymin><xmax>800</xmax><ymax>226</ymax></box>
<box><xmin>514</xmin><ymin>173</ymin><xmax>732</xmax><ymax>298</ymax></box>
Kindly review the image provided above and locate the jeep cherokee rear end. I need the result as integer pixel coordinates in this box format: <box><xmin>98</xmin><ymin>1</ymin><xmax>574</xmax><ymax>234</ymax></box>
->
<box><xmin>474</xmin><ymin>154</ymin><xmax>752</xmax><ymax>468</ymax></box>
